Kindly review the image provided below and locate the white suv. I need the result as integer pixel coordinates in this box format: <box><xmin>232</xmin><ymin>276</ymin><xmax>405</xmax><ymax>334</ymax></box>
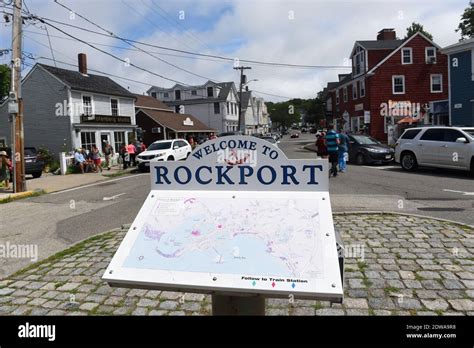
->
<box><xmin>394</xmin><ymin>126</ymin><xmax>474</xmax><ymax>174</ymax></box>
<box><xmin>137</xmin><ymin>139</ymin><xmax>192</xmax><ymax>171</ymax></box>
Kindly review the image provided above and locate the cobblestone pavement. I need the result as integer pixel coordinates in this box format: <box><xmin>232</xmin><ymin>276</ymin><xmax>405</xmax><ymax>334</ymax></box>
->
<box><xmin>0</xmin><ymin>213</ymin><xmax>473</xmax><ymax>316</ymax></box>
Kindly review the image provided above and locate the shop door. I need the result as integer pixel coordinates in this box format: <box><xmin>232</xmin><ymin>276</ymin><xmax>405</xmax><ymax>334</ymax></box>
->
<box><xmin>100</xmin><ymin>133</ymin><xmax>111</xmax><ymax>153</ymax></box>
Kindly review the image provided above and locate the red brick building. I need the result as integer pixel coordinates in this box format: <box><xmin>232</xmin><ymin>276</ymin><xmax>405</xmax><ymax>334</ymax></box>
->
<box><xmin>324</xmin><ymin>29</ymin><xmax>448</xmax><ymax>142</ymax></box>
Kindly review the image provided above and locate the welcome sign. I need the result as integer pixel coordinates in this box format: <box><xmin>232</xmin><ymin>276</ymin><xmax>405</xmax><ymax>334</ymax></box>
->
<box><xmin>103</xmin><ymin>136</ymin><xmax>343</xmax><ymax>301</ymax></box>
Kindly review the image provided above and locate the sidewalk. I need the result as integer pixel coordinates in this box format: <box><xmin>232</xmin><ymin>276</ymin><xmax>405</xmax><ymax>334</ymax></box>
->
<box><xmin>0</xmin><ymin>213</ymin><xmax>472</xmax><ymax>316</ymax></box>
<box><xmin>0</xmin><ymin>165</ymin><xmax>136</xmax><ymax>201</ymax></box>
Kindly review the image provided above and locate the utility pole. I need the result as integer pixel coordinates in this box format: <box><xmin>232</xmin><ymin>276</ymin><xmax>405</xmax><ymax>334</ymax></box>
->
<box><xmin>11</xmin><ymin>0</ymin><xmax>26</xmax><ymax>192</ymax></box>
<box><xmin>233</xmin><ymin>66</ymin><xmax>251</xmax><ymax>133</ymax></box>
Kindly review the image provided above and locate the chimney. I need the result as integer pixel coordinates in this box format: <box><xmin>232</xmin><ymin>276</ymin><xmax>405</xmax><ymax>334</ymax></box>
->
<box><xmin>377</xmin><ymin>29</ymin><xmax>396</xmax><ymax>41</ymax></box>
<box><xmin>78</xmin><ymin>53</ymin><xmax>87</xmax><ymax>75</ymax></box>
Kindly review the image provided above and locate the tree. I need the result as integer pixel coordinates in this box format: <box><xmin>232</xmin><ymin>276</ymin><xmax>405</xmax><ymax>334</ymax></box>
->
<box><xmin>456</xmin><ymin>3</ymin><xmax>474</xmax><ymax>40</ymax></box>
<box><xmin>267</xmin><ymin>101</ymin><xmax>301</xmax><ymax>129</ymax></box>
<box><xmin>0</xmin><ymin>64</ymin><xmax>11</xmax><ymax>100</ymax></box>
<box><xmin>404</xmin><ymin>22</ymin><xmax>433</xmax><ymax>41</ymax></box>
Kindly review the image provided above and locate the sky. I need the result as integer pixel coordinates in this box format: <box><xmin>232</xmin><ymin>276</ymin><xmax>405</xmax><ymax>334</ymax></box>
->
<box><xmin>0</xmin><ymin>0</ymin><xmax>470</xmax><ymax>101</ymax></box>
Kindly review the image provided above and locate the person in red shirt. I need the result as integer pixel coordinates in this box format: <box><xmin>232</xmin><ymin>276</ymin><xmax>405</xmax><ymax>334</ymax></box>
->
<box><xmin>127</xmin><ymin>142</ymin><xmax>137</xmax><ymax>167</ymax></box>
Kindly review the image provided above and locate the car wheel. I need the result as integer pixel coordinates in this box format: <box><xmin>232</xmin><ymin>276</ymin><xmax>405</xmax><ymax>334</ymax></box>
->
<box><xmin>401</xmin><ymin>152</ymin><xmax>418</xmax><ymax>171</ymax></box>
<box><xmin>32</xmin><ymin>171</ymin><xmax>42</xmax><ymax>178</ymax></box>
<box><xmin>167</xmin><ymin>156</ymin><xmax>174</xmax><ymax>161</ymax></box>
<box><xmin>355</xmin><ymin>153</ymin><xmax>365</xmax><ymax>165</ymax></box>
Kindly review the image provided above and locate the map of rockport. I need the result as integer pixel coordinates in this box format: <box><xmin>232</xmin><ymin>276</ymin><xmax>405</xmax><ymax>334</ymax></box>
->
<box><xmin>123</xmin><ymin>195</ymin><xmax>324</xmax><ymax>279</ymax></box>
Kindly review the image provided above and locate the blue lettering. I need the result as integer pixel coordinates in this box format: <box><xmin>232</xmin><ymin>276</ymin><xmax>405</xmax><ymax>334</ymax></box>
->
<box><xmin>228</xmin><ymin>140</ymin><xmax>237</xmax><ymax>149</ymax></box>
<box><xmin>204</xmin><ymin>145</ymin><xmax>212</xmax><ymax>155</ymax></box>
<box><xmin>211</xmin><ymin>142</ymin><xmax>220</xmax><ymax>152</ymax></box>
<box><xmin>249</xmin><ymin>141</ymin><xmax>256</xmax><ymax>151</ymax></box>
<box><xmin>237</xmin><ymin>140</ymin><xmax>249</xmax><ymax>149</ymax></box>
<box><xmin>219</xmin><ymin>141</ymin><xmax>227</xmax><ymax>150</ymax></box>
<box><xmin>216</xmin><ymin>166</ymin><xmax>235</xmax><ymax>185</ymax></box>
<box><xmin>302</xmin><ymin>165</ymin><xmax>323</xmax><ymax>184</ymax></box>
<box><xmin>257</xmin><ymin>165</ymin><xmax>277</xmax><ymax>185</ymax></box>
<box><xmin>196</xmin><ymin>166</ymin><xmax>212</xmax><ymax>184</ymax></box>
<box><xmin>238</xmin><ymin>166</ymin><xmax>254</xmax><ymax>185</ymax></box>
<box><xmin>155</xmin><ymin>166</ymin><xmax>171</xmax><ymax>184</ymax></box>
<box><xmin>262</xmin><ymin>145</ymin><xmax>271</xmax><ymax>156</ymax></box>
<box><xmin>281</xmin><ymin>165</ymin><xmax>299</xmax><ymax>185</ymax></box>
<box><xmin>192</xmin><ymin>149</ymin><xmax>203</xmax><ymax>160</ymax></box>
<box><xmin>174</xmin><ymin>166</ymin><xmax>192</xmax><ymax>184</ymax></box>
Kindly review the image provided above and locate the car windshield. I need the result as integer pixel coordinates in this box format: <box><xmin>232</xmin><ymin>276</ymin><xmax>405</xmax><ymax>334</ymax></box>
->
<box><xmin>147</xmin><ymin>141</ymin><xmax>172</xmax><ymax>151</ymax></box>
<box><xmin>462</xmin><ymin>129</ymin><xmax>474</xmax><ymax>138</ymax></box>
<box><xmin>352</xmin><ymin>135</ymin><xmax>380</xmax><ymax>145</ymax></box>
<box><xmin>262</xmin><ymin>137</ymin><xmax>276</xmax><ymax>143</ymax></box>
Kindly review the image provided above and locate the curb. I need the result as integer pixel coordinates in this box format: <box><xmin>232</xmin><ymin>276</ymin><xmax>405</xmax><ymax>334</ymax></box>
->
<box><xmin>0</xmin><ymin>189</ymin><xmax>46</xmax><ymax>204</ymax></box>
<box><xmin>333</xmin><ymin>210</ymin><xmax>474</xmax><ymax>229</ymax></box>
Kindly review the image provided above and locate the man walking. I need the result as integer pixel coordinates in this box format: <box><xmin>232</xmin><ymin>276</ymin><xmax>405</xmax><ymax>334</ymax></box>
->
<box><xmin>324</xmin><ymin>125</ymin><xmax>340</xmax><ymax>177</ymax></box>
<box><xmin>103</xmin><ymin>141</ymin><xmax>114</xmax><ymax>170</ymax></box>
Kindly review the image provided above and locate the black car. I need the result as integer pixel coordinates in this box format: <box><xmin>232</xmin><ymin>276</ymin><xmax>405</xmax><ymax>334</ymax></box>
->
<box><xmin>348</xmin><ymin>135</ymin><xmax>394</xmax><ymax>165</ymax></box>
<box><xmin>0</xmin><ymin>146</ymin><xmax>45</xmax><ymax>178</ymax></box>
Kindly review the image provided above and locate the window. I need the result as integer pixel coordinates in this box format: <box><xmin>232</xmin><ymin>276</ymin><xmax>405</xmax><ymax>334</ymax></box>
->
<box><xmin>430</xmin><ymin>74</ymin><xmax>442</xmax><ymax>93</ymax></box>
<box><xmin>425</xmin><ymin>47</ymin><xmax>436</xmax><ymax>63</ymax></box>
<box><xmin>175</xmin><ymin>90</ymin><xmax>181</xmax><ymax>100</ymax></box>
<box><xmin>214</xmin><ymin>102</ymin><xmax>220</xmax><ymax>114</ymax></box>
<box><xmin>400</xmin><ymin>129</ymin><xmax>422</xmax><ymax>140</ymax></box>
<box><xmin>420</xmin><ymin>129</ymin><xmax>445</xmax><ymax>141</ymax></box>
<box><xmin>444</xmin><ymin>130</ymin><xmax>465</xmax><ymax>142</ymax></box>
<box><xmin>360</xmin><ymin>80</ymin><xmax>365</xmax><ymax>97</ymax></box>
<box><xmin>207</xmin><ymin>87</ymin><xmax>214</xmax><ymax>97</ymax></box>
<box><xmin>352</xmin><ymin>82</ymin><xmax>358</xmax><ymax>100</ymax></box>
<box><xmin>392</xmin><ymin>75</ymin><xmax>405</xmax><ymax>94</ymax></box>
<box><xmin>114</xmin><ymin>131</ymin><xmax>125</xmax><ymax>153</ymax></box>
<box><xmin>353</xmin><ymin>46</ymin><xmax>365</xmax><ymax>76</ymax></box>
<box><xmin>82</xmin><ymin>95</ymin><xmax>92</xmax><ymax>115</ymax></box>
<box><xmin>177</xmin><ymin>140</ymin><xmax>188</xmax><ymax>147</ymax></box>
<box><xmin>80</xmin><ymin>131</ymin><xmax>96</xmax><ymax>152</ymax></box>
<box><xmin>226</xmin><ymin>102</ymin><xmax>230</xmax><ymax>114</ymax></box>
<box><xmin>402</xmin><ymin>48</ymin><xmax>412</xmax><ymax>64</ymax></box>
<box><xmin>343</xmin><ymin>87</ymin><xmax>348</xmax><ymax>102</ymax></box>
<box><xmin>163</xmin><ymin>92</ymin><xmax>169</xmax><ymax>98</ymax></box>
<box><xmin>191</xmin><ymin>90</ymin><xmax>197</xmax><ymax>96</ymax></box>
<box><xmin>336</xmin><ymin>89</ymin><xmax>340</xmax><ymax>105</ymax></box>
<box><xmin>151</xmin><ymin>92</ymin><xmax>157</xmax><ymax>98</ymax></box>
<box><xmin>110</xmin><ymin>99</ymin><xmax>118</xmax><ymax>116</ymax></box>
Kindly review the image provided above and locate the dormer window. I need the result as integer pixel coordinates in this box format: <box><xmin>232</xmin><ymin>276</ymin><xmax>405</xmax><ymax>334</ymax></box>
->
<box><xmin>163</xmin><ymin>92</ymin><xmax>169</xmax><ymax>98</ymax></box>
<box><xmin>207</xmin><ymin>87</ymin><xmax>214</xmax><ymax>97</ymax></box>
<box><xmin>353</xmin><ymin>46</ymin><xmax>366</xmax><ymax>76</ymax></box>
<box><xmin>402</xmin><ymin>48</ymin><xmax>412</xmax><ymax>64</ymax></box>
<box><xmin>191</xmin><ymin>90</ymin><xmax>197</xmax><ymax>96</ymax></box>
<box><xmin>151</xmin><ymin>92</ymin><xmax>157</xmax><ymax>98</ymax></box>
<box><xmin>82</xmin><ymin>95</ymin><xmax>92</xmax><ymax>115</ymax></box>
<box><xmin>175</xmin><ymin>90</ymin><xmax>181</xmax><ymax>100</ymax></box>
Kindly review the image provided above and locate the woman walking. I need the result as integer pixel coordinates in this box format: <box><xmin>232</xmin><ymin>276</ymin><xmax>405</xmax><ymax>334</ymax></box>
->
<box><xmin>0</xmin><ymin>151</ymin><xmax>12</xmax><ymax>190</ymax></box>
<box><xmin>91</xmin><ymin>145</ymin><xmax>102</xmax><ymax>172</ymax></box>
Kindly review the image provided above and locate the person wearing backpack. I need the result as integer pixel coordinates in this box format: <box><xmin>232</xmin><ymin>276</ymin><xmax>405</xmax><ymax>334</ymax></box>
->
<box><xmin>338</xmin><ymin>130</ymin><xmax>350</xmax><ymax>173</ymax></box>
<box><xmin>324</xmin><ymin>125</ymin><xmax>340</xmax><ymax>177</ymax></box>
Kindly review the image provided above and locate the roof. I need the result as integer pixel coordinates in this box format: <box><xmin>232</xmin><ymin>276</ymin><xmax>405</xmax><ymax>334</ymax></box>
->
<box><xmin>133</xmin><ymin>94</ymin><xmax>173</xmax><ymax>111</ymax></box>
<box><xmin>356</xmin><ymin>39</ymin><xmax>403</xmax><ymax>50</ymax></box>
<box><xmin>238</xmin><ymin>91</ymin><xmax>252</xmax><ymax>111</ymax></box>
<box><xmin>38</xmin><ymin>64</ymin><xmax>134</xmax><ymax>98</ymax></box>
<box><xmin>442</xmin><ymin>37</ymin><xmax>474</xmax><ymax>54</ymax></box>
<box><xmin>137</xmin><ymin>108</ymin><xmax>216</xmax><ymax>132</ymax></box>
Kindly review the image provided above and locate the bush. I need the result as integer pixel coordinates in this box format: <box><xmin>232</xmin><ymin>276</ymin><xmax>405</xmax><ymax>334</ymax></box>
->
<box><xmin>37</xmin><ymin>146</ymin><xmax>55</xmax><ymax>167</ymax></box>
<box><xmin>48</xmin><ymin>160</ymin><xmax>60</xmax><ymax>173</ymax></box>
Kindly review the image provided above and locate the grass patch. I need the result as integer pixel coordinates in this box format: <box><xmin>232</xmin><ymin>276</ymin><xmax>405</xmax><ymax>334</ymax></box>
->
<box><xmin>414</xmin><ymin>273</ymin><xmax>424</xmax><ymax>281</ymax></box>
<box><xmin>345</xmin><ymin>267</ymin><xmax>356</xmax><ymax>272</ymax></box>
<box><xmin>313</xmin><ymin>301</ymin><xmax>323</xmax><ymax>310</ymax></box>
<box><xmin>362</xmin><ymin>278</ymin><xmax>372</xmax><ymax>288</ymax></box>
<box><xmin>395</xmin><ymin>253</ymin><xmax>401</xmax><ymax>260</ymax></box>
<box><xmin>384</xmin><ymin>286</ymin><xmax>400</xmax><ymax>295</ymax></box>
<box><xmin>102</xmin><ymin>170</ymin><xmax>132</xmax><ymax>178</ymax></box>
<box><xmin>357</xmin><ymin>261</ymin><xmax>368</xmax><ymax>273</ymax></box>
<box><xmin>368</xmin><ymin>308</ymin><xmax>375</xmax><ymax>316</ymax></box>
<box><xmin>54</xmin><ymin>281</ymin><xmax>67</xmax><ymax>289</ymax></box>
<box><xmin>435</xmin><ymin>309</ymin><xmax>444</xmax><ymax>316</ymax></box>
<box><xmin>10</xmin><ymin>230</ymin><xmax>115</xmax><ymax>278</ymax></box>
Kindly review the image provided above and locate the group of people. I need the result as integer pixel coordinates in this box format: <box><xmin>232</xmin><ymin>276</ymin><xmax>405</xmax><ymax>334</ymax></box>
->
<box><xmin>315</xmin><ymin>125</ymin><xmax>350</xmax><ymax>177</ymax></box>
<box><xmin>74</xmin><ymin>145</ymin><xmax>104</xmax><ymax>174</ymax></box>
<box><xmin>119</xmin><ymin>140</ymin><xmax>146</xmax><ymax>169</ymax></box>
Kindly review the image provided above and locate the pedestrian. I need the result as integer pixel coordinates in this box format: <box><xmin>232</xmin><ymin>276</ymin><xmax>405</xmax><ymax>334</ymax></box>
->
<box><xmin>141</xmin><ymin>142</ymin><xmax>146</xmax><ymax>152</ymax></box>
<box><xmin>208</xmin><ymin>132</ymin><xmax>217</xmax><ymax>140</ymax></box>
<box><xmin>337</xmin><ymin>130</ymin><xmax>350</xmax><ymax>173</ymax></box>
<box><xmin>127</xmin><ymin>142</ymin><xmax>137</xmax><ymax>167</ymax></box>
<box><xmin>188</xmin><ymin>136</ymin><xmax>196</xmax><ymax>149</ymax></box>
<box><xmin>119</xmin><ymin>143</ymin><xmax>129</xmax><ymax>170</ymax></box>
<box><xmin>91</xmin><ymin>145</ymin><xmax>102</xmax><ymax>173</ymax></box>
<box><xmin>103</xmin><ymin>141</ymin><xmax>114</xmax><ymax>170</ymax></box>
<box><xmin>134</xmin><ymin>139</ymin><xmax>143</xmax><ymax>156</ymax></box>
<box><xmin>324</xmin><ymin>124</ymin><xmax>340</xmax><ymax>177</ymax></box>
<box><xmin>316</xmin><ymin>132</ymin><xmax>328</xmax><ymax>158</ymax></box>
<box><xmin>0</xmin><ymin>151</ymin><xmax>12</xmax><ymax>190</ymax></box>
<box><xmin>74</xmin><ymin>148</ymin><xmax>87</xmax><ymax>174</ymax></box>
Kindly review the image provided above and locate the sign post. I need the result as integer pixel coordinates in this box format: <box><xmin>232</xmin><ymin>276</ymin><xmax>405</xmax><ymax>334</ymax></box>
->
<box><xmin>103</xmin><ymin>136</ymin><xmax>344</xmax><ymax>315</ymax></box>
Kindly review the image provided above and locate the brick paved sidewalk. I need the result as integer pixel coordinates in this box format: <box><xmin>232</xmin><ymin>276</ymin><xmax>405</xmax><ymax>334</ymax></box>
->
<box><xmin>0</xmin><ymin>213</ymin><xmax>473</xmax><ymax>316</ymax></box>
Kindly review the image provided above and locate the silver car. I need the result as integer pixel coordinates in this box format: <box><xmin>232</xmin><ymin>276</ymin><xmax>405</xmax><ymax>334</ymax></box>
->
<box><xmin>394</xmin><ymin>126</ymin><xmax>474</xmax><ymax>174</ymax></box>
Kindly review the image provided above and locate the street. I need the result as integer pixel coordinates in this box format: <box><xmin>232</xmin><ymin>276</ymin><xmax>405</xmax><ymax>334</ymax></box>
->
<box><xmin>0</xmin><ymin>133</ymin><xmax>473</xmax><ymax>277</ymax></box>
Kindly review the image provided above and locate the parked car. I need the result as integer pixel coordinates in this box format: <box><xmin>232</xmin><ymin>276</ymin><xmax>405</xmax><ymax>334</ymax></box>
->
<box><xmin>395</xmin><ymin>126</ymin><xmax>474</xmax><ymax>174</ymax></box>
<box><xmin>136</xmin><ymin>139</ymin><xmax>192</xmax><ymax>172</ymax></box>
<box><xmin>0</xmin><ymin>146</ymin><xmax>45</xmax><ymax>178</ymax></box>
<box><xmin>260</xmin><ymin>136</ymin><xmax>280</xmax><ymax>147</ymax></box>
<box><xmin>24</xmin><ymin>147</ymin><xmax>45</xmax><ymax>178</ymax></box>
<box><xmin>348</xmin><ymin>135</ymin><xmax>394</xmax><ymax>165</ymax></box>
